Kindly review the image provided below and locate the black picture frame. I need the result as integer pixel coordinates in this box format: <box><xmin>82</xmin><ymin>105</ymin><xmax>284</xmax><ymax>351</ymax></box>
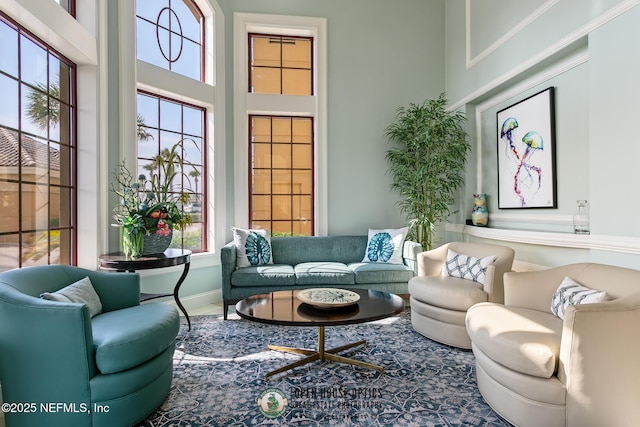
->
<box><xmin>496</xmin><ymin>87</ymin><xmax>557</xmax><ymax>209</ymax></box>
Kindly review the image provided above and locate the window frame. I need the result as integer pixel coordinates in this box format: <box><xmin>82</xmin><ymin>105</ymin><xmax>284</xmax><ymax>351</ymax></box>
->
<box><xmin>120</xmin><ymin>0</ymin><xmax>225</xmax><ymax>260</ymax></box>
<box><xmin>136</xmin><ymin>89</ymin><xmax>207</xmax><ymax>252</ymax></box>
<box><xmin>0</xmin><ymin>0</ymin><xmax>99</xmax><ymax>269</ymax></box>
<box><xmin>234</xmin><ymin>13</ymin><xmax>327</xmax><ymax>235</ymax></box>
<box><xmin>0</xmin><ymin>11</ymin><xmax>78</xmax><ymax>270</ymax></box>
<box><xmin>248</xmin><ymin>114</ymin><xmax>315</xmax><ymax>236</ymax></box>
<box><xmin>135</xmin><ymin>0</ymin><xmax>205</xmax><ymax>81</ymax></box>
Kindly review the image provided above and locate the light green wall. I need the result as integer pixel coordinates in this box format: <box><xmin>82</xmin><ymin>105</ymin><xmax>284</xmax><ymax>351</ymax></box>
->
<box><xmin>108</xmin><ymin>0</ymin><xmax>640</xmax><ymax>297</ymax></box>
<box><xmin>445</xmin><ymin>0</ymin><xmax>640</xmax><ymax>269</ymax></box>
<box><xmin>106</xmin><ymin>1</ymin><xmax>447</xmax><ymax>297</ymax></box>
<box><xmin>217</xmin><ymin>0</ymin><xmax>446</xmax><ymax>236</ymax></box>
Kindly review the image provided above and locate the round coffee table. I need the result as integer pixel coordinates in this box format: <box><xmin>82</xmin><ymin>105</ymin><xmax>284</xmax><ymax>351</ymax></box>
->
<box><xmin>235</xmin><ymin>288</ymin><xmax>405</xmax><ymax>380</ymax></box>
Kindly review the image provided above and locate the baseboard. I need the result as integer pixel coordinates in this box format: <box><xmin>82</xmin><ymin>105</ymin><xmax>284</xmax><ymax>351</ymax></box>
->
<box><xmin>161</xmin><ymin>289</ymin><xmax>222</xmax><ymax>311</ymax></box>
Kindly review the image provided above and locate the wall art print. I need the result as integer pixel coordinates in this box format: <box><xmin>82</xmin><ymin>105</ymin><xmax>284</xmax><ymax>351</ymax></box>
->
<box><xmin>497</xmin><ymin>87</ymin><xmax>557</xmax><ymax>209</ymax></box>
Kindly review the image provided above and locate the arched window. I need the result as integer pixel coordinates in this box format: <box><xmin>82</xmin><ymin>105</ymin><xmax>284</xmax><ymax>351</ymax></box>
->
<box><xmin>136</xmin><ymin>0</ymin><xmax>204</xmax><ymax>81</ymax></box>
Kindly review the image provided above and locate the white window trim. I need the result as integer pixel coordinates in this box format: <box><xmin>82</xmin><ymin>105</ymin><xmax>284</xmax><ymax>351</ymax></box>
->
<box><xmin>118</xmin><ymin>0</ymin><xmax>226</xmax><ymax>258</ymax></box>
<box><xmin>0</xmin><ymin>0</ymin><xmax>101</xmax><ymax>269</ymax></box>
<box><xmin>233</xmin><ymin>12</ymin><xmax>328</xmax><ymax>235</ymax></box>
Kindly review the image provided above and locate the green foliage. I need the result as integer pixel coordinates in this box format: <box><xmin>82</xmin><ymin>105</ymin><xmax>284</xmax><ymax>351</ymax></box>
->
<box><xmin>385</xmin><ymin>93</ymin><xmax>470</xmax><ymax>250</ymax></box>
<box><xmin>111</xmin><ymin>139</ymin><xmax>198</xmax><ymax>242</ymax></box>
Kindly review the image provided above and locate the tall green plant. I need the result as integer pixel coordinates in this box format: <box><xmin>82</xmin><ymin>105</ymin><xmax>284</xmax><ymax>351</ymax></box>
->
<box><xmin>385</xmin><ymin>93</ymin><xmax>470</xmax><ymax>250</ymax></box>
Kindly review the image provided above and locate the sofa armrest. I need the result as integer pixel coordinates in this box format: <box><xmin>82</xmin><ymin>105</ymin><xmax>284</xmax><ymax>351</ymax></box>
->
<box><xmin>402</xmin><ymin>240</ymin><xmax>423</xmax><ymax>274</ymax></box>
<box><xmin>559</xmin><ymin>292</ymin><xmax>640</xmax><ymax>426</ymax></box>
<box><xmin>220</xmin><ymin>241</ymin><xmax>237</xmax><ymax>299</ymax></box>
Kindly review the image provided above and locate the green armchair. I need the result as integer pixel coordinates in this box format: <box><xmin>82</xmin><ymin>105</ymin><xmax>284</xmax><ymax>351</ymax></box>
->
<box><xmin>0</xmin><ymin>265</ymin><xmax>179</xmax><ymax>427</ymax></box>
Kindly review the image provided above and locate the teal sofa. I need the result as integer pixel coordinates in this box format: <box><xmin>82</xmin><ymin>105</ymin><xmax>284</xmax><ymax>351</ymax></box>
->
<box><xmin>0</xmin><ymin>265</ymin><xmax>179</xmax><ymax>427</ymax></box>
<box><xmin>221</xmin><ymin>235</ymin><xmax>421</xmax><ymax>319</ymax></box>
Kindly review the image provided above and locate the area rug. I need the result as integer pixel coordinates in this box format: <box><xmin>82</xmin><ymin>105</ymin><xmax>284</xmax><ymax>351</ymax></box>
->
<box><xmin>138</xmin><ymin>310</ymin><xmax>511</xmax><ymax>427</ymax></box>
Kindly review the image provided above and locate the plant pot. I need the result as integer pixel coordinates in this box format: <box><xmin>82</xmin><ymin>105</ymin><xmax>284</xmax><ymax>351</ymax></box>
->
<box><xmin>142</xmin><ymin>231</ymin><xmax>173</xmax><ymax>255</ymax></box>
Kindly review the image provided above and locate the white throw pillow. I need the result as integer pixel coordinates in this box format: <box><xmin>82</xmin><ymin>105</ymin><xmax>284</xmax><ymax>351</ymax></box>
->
<box><xmin>362</xmin><ymin>227</ymin><xmax>408</xmax><ymax>264</ymax></box>
<box><xmin>40</xmin><ymin>276</ymin><xmax>103</xmax><ymax>318</ymax></box>
<box><xmin>442</xmin><ymin>249</ymin><xmax>495</xmax><ymax>285</ymax></box>
<box><xmin>231</xmin><ymin>227</ymin><xmax>274</xmax><ymax>268</ymax></box>
<box><xmin>550</xmin><ymin>277</ymin><xmax>608</xmax><ymax>320</ymax></box>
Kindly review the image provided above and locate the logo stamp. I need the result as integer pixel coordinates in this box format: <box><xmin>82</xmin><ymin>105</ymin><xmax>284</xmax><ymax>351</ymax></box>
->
<box><xmin>257</xmin><ymin>388</ymin><xmax>288</xmax><ymax>418</ymax></box>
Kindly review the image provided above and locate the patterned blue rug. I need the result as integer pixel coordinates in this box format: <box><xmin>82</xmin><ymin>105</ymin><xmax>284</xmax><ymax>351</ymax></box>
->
<box><xmin>138</xmin><ymin>309</ymin><xmax>511</xmax><ymax>426</ymax></box>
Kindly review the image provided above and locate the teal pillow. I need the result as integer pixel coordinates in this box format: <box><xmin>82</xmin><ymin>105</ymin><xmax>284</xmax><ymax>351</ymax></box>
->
<box><xmin>362</xmin><ymin>227</ymin><xmax>408</xmax><ymax>264</ymax></box>
<box><xmin>41</xmin><ymin>276</ymin><xmax>103</xmax><ymax>317</ymax></box>
<box><xmin>231</xmin><ymin>226</ymin><xmax>273</xmax><ymax>268</ymax></box>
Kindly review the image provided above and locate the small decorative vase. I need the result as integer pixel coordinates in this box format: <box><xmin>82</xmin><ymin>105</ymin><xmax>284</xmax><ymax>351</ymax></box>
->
<box><xmin>471</xmin><ymin>193</ymin><xmax>489</xmax><ymax>226</ymax></box>
<box><xmin>142</xmin><ymin>230</ymin><xmax>173</xmax><ymax>255</ymax></box>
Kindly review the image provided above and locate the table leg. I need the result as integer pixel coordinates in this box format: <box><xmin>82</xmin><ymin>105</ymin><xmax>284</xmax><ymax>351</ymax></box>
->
<box><xmin>264</xmin><ymin>326</ymin><xmax>383</xmax><ymax>380</ymax></box>
<box><xmin>174</xmin><ymin>261</ymin><xmax>191</xmax><ymax>330</ymax></box>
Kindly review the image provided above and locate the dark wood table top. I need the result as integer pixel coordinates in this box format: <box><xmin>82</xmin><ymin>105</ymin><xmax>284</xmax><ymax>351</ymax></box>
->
<box><xmin>235</xmin><ymin>288</ymin><xmax>405</xmax><ymax>327</ymax></box>
<box><xmin>98</xmin><ymin>248</ymin><xmax>191</xmax><ymax>271</ymax></box>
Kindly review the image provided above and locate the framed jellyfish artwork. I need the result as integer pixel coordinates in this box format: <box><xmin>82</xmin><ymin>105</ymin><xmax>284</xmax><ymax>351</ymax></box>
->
<box><xmin>496</xmin><ymin>87</ymin><xmax>557</xmax><ymax>209</ymax></box>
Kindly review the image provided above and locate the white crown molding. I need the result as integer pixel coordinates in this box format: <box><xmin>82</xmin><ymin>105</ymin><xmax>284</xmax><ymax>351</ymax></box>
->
<box><xmin>465</xmin><ymin>0</ymin><xmax>559</xmax><ymax>70</ymax></box>
<box><xmin>451</xmin><ymin>0</ymin><xmax>640</xmax><ymax>112</ymax></box>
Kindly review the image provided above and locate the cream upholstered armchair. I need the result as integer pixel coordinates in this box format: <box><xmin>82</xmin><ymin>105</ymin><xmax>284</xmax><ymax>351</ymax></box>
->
<box><xmin>465</xmin><ymin>263</ymin><xmax>640</xmax><ymax>427</ymax></box>
<box><xmin>408</xmin><ymin>241</ymin><xmax>515</xmax><ymax>348</ymax></box>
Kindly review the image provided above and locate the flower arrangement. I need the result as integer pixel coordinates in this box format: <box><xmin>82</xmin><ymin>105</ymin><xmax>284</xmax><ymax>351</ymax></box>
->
<box><xmin>112</xmin><ymin>141</ymin><xmax>195</xmax><ymax>258</ymax></box>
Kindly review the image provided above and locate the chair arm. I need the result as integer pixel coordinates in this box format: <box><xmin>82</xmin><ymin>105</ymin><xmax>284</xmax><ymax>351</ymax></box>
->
<box><xmin>220</xmin><ymin>241</ymin><xmax>237</xmax><ymax>299</ymax></box>
<box><xmin>503</xmin><ymin>264</ymin><xmax>590</xmax><ymax>311</ymax></box>
<box><xmin>416</xmin><ymin>244</ymin><xmax>449</xmax><ymax>276</ymax></box>
<box><xmin>0</xmin><ymin>285</ymin><xmax>96</xmax><ymax>409</ymax></box>
<box><xmin>559</xmin><ymin>292</ymin><xmax>640</xmax><ymax>426</ymax></box>
<box><xmin>85</xmin><ymin>269</ymin><xmax>141</xmax><ymax>312</ymax></box>
<box><xmin>482</xmin><ymin>253</ymin><xmax>514</xmax><ymax>304</ymax></box>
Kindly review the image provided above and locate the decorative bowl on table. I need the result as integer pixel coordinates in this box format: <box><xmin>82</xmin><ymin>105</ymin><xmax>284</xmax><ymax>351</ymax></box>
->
<box><xmin>296</xmin><ymin>288</ymin><xmax>360</xmax><ymax>309</ymax></box>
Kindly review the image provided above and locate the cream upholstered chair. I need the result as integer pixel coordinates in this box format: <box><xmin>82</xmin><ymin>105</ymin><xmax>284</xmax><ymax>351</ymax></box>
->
<box><xmin>408</xmin><ymin>241</ymin><xmax>515</xmax><ymax>348</ymax></box>
<box><xmin>465</xmin><ymin>263</ymin><xmax>640</xmax><ymax>427</ymax></box>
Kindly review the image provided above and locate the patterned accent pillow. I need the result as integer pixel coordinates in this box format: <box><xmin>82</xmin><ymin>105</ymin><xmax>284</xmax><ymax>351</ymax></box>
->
<box><xmin>550</xmin><ymin>277</ymin><xmax>608</xmax><ymax>320</ymax></box>
<box><xmin>442</xmin><ymin>249</ymin><xmax>495</xmax><ymax>285</ymax></box>
<box><xmin>362</xmin><ymin>227</ymin><xmax>408</xmax><ymax>264</ymax></box>
<box><xmin>231</xmin><ymin>227</ymin><xmax>273</xmax><ymax>268</ymax></box>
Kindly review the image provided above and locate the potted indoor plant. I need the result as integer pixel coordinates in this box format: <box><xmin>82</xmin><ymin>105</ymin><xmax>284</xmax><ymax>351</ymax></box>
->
<box><xmin>385</xmin><ymin>93</ymin><xmax>471</xmax><ymax>250</ymax></box>
<box><xmin>111</xmin><ymin>140</ymin><xmax>195</xmax><ymax>258</ymax></box>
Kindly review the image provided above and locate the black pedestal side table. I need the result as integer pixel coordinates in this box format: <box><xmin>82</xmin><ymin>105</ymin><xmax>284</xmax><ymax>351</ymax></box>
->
<box><xmin>98</xmin><ymin>248</ymin><xmax>192</xmax><ymax>330</ymax></box>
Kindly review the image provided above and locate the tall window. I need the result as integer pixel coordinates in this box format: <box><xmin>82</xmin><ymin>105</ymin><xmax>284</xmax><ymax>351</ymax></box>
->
<box><xmin>135</xmin><ymin>0</ymin><xmax>208</xmax><ymax>252</ymax></box>
<box><xmin>137</xmin><ymin>91</ymin><xmax>205</xmax><ymax>251</ymax></box>
<box><xmin>0</xmin><ymin>13</ymin><xmax>76</xmax><ymax>271</ymax></box>
<box><xmin>247</xmin><ymin>33</ymin><xmax>315</xmax><ymax>236</ymax></box>
<box><xmin>249</xmin><ymin>115</ymin><xmax>313</xmax><ymax>235</ymax></box>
